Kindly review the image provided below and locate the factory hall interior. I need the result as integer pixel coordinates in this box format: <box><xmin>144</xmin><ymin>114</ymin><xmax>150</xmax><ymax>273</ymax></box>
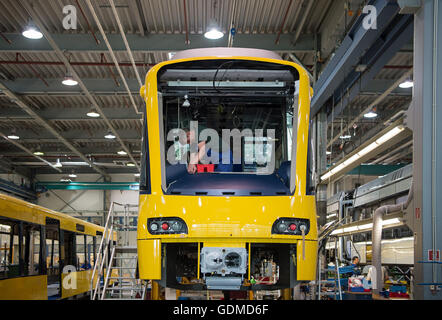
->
<box><xmin>0</xmin><ymin>0</ymin><xmax>442</xmax><ymax>302</ymax></box>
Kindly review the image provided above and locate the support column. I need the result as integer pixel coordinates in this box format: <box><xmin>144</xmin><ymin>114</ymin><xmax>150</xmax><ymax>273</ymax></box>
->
<box><xmin>315</xmin><ymin>111</ymin><xmax>328</xmax><ymax>227</ymax></box>
<box><xmin>409</xmin><ymin>0</ymin><xmax>442</xmax><ymax>300</ymax></box>
<box><xmin>103</xmin><ymin>176</ymin><xmax>111</xmax><ymax>226</ymax></box>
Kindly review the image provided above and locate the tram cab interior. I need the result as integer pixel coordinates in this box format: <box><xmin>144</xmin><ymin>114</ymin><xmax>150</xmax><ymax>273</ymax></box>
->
<box><xmin>154</xmin><ymin>58</ymin><xmax>314</xmax><ymax>196</ymax></box>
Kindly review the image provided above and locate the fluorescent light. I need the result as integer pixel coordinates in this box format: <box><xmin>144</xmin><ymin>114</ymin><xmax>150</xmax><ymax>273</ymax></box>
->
<box><xmin>204</xmin><ymin>28</ymin><xmax>224</xmax><ymax>40</ymax></box>
<box><xmin>134</xmin><ymin>173</ymin><xmax>140</xmax><ymax>177</ymax></box>
<box><xmin>104</xmin><ymin>132</ymin><xmax>116</xmax><ymax>139</ymax></box>
<box><xmin>326</xmin><ymin>151</ymin><xmax>332</xmax><ymax>155</ymax></box>
<box><xmin>331</xmin><ymin>228</ymin><xmax>344</xmax><ymax>235</ymax></box>
<box><xmin>321</xmin><ymin>125</ymin><xmax>404</xmax><ymax>181</ymax></box>
<box><xmin>343</xmin><ymin>226</ymin><xmax>358</xmax><ymax>233</ymax></box>
<box><xmin>126</xmin><ymin>162</ymin><xmax>136</xmax><ymax>167</ymax></box>
<box><xmin>375</xmin><ymin>126</ymin><xmax>404</xmax><ymax>145</ymax></box>
<box><xmin>340</xmin><ymin>134</ymin><xmax>352</xmax><ymax>139</ymax></box>
<box><xmin>357</xmin><ymin>223</ymin><xmax>373</xmax><ymax>231</ymax></box>
<box><xmin>382</xmin><ymin>218</ymin><xmax>401</xmax><ymax>226</ymax></box>
<box><xmin>62</xmin><ymin>74</ymin><xmax>78</xmax><ymax>86</ymax></box>
<box><xmin>33</xmin><ymin>151</ymin><xmax>44</xmax><ymax>156</ymax></box>
<box><xmin>364</xmin><ymin>111</ymin><xmax>378</xmax><ymax>118</ymax></box>
<box><xmin>22</xmin><ymin>24</ymin><xmax>43</xmax><ymax>39</ymax></box>
<box><xmin>117</xmin><ymin>150</ymin><xmax>127</xmax><ymax>155</ymax></box>
<box><xmin>357</xmin><ymin>142</ymin><xmax>378</xmax><ymax>157</ymax></box>
<box><xmin>69</xmin><ymin>173</ymin><xmax>77</xmax><ymax>178</ymax></box>
<box><xmin>399</xmin><ymin>80</ymin><xmax>414</xmax><ymax>89</ymax></box>
<box><xmin>7</xmin><ymin>134</ymin><xmax>20</xmax><ymax>140</ymax></box>
<box><xmin>60</xmin><ymin>177</ymin><xmax>72</xmax><ymax>182</ymax></box>
<box><xmin>87</xmin><ymin>110</ymin><xmax>100</xmax><ymax>118</ymax></box>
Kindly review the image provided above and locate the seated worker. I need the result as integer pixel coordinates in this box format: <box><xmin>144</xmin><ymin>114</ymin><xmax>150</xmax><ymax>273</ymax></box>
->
<box><xmin>183</xmin><ymin>128</ymin><xmax>234</xmax><ymax>174</ymax></box>
<box><xmin>365</xmin><ymin>265</ymin><xmax>390</xmax><ymax>289</ymax></box>
<box><xmin>351</xmin><ymin>256</ymin><xmax>361</xmax><ymax>276</ymax></box>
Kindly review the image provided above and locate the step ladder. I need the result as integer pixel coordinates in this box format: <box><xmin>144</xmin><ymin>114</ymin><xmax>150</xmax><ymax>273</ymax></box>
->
<box><xmin>317</xmin><ymin>236</ymin><xmax>344</xmax><ymax>300</ymax></box>
<box><xmin>90</xmin><ymin>202</ymin><xmax>147</xmax><ymax>300</ymax></box>
<box><xmin>316</xmin><ymin>218</ymin><xmax>351</xmax><ymax>301</ymax></box>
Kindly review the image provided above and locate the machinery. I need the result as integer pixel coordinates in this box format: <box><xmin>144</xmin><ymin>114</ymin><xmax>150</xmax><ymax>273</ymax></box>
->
<box><xmin>137</xmin><ymin>48</ymin><xmax>318</xmax><ymax>291</ymax></box>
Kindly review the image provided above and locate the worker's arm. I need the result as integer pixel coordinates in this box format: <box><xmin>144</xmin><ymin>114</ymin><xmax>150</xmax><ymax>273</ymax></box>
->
<box><xmin>187</xmin><ymin>141</ymin><xmax>207</xmax><ymax>174</ymax></box>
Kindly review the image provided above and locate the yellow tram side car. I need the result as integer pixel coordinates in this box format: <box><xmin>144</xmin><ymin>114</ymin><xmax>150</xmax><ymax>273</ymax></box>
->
<box><xmin>137</xmin><ymin>48</ymin><xmax>318</xmax><ymax>291</ymax></box>
<box><xmin>0</xmin><ymin>193</ymin><xmax>116</xmax><ymax>300</ymax></box>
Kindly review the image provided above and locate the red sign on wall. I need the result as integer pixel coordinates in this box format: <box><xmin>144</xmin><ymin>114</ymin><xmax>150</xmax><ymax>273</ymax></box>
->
<box><xmin>428</xmin><ymin>250</ymin><xmax>441</xmax><ymax>262</ymax></box>
<box><xmin>415</xmin><ymin>207</ymin><xmax>421</xmax><ymax>220</ymax></box>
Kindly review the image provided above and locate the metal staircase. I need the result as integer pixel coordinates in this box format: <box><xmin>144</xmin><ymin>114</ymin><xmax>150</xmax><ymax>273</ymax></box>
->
<box><xmin>90</xmin><ymin>202</ymin><xmax>147</xmax><ymax>300</ymax></box>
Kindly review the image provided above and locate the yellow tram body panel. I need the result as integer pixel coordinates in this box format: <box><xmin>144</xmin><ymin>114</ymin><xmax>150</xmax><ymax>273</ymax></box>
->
<box><xmin>137</xmin><ymin>53</ymin><xmax>318</xmax><ymax>285</ymax></box>
<box><xmin>0</xmin><ymin>193</ymin><xmax>115</xmax><ymax>299</ymax></box>
<box><xmin>0</xmin><ymin>193</ymin><xmax>107</xmax><ymax>236</ymax></box>
<box><xmin>0</xmin><ymin>275</ymin><xmax>47</xmax><ymax>300</ymax></box>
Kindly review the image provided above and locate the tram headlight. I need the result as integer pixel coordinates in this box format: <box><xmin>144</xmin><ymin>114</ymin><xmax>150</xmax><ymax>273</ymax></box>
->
<box><xmin>147</xmin><ymin>217</ymin><xmax>188</xmax><ymax>235</ymax></box>
<box><xmin>272</xmin><ymin>218</ymin><xmax>310</xmax><ymax>235</ymax></box>
<box><xmin>150</xmin><ymin>222</ymin><xmax>159</xmax><ymax>231</ymax></box>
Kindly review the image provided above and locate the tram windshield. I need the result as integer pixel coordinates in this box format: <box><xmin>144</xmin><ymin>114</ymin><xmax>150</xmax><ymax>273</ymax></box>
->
<box><xmin>156</xmin><ymin>59</ymin><xmax>303</xmax><ymax>196</ymax></box>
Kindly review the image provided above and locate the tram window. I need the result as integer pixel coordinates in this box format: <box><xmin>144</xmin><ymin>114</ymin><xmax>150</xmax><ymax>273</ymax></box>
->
<box><xmin>46</xmin><ymin>238</ymin><xmax>59</xmax><ymax>275</ymax></box>
<box><xmin>0</xmin><ymin>219</ymin><xmax>13</xmax><ymax>279</ymax></box>
<box><xmin>63</xmin><ymin>231</ymin><xmax>76</xmax><ymax>269</ymax></box>
<box><xmin>26</xmin><ymin>226</ymin><xmax>41</xmax><ymax>276</ymax></box>
<box><xmin>76</xmin><ymin>234</ymin><xmax>86</xmax><ymax>270</ymax></box>
<box><xmin>86</xmin><ymin>235</ymin><xmax>93</xmax><ymax>269</ymax></box>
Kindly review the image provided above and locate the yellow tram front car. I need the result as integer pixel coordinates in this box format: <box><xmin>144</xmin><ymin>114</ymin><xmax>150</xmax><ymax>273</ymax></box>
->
<box><xmin>137</xmin><ymin>48</ymin><xmax>317</xmax><ymax>291</ymax></box>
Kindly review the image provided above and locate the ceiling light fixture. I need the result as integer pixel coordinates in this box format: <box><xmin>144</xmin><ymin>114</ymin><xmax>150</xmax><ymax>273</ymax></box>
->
<box><xmin>204</xmin><ymin>28</ymin><xmax>224</xmax><ymax>40</ymax></box>
<box><xmin>117</xmin><ymin>150</ymin><xmax>127</xmax><ymax>155</ymax></box>
<box><xmin>399</xmin><ymin>80</ymin><xmax>414</xmax><ymax>89</ymax></box>
<box><xmin>134</xmin><ymin>173</ymin><xmax>140</xmax><ymax>177</ymax></box>
<box><xmin>62</xmin><ymin>71</ymin><xmax>78</xmax><ymax>86</ymax></box>
<box><xmin>87</xmin><ymin>109</ymin><xmax>100</xmax><ymax>118</ymax></box>
<box><xmin>182</xmin><ymin>95</ymin><xmax>190</xmax><ymax>107</ymax></box>
<box><xmin>33</xmin><ymin>151</ymin><xmax>44</xmax><ymax>156</ymax></box>
<box><xmin>321</xmin><ymin>125</ymin><xmax>405</xmax><ymax>181</ymax></box>
<box><xmin>69</xmin><ymin>172</ymin><xmax>77</xmax><ymax>178</ymax></box>
<box><xmin>54</xmin><ymin>158</ymin><xmax>63</xmax><ymax>168</ymax></box>
<box><xmin>364</xmin><ymin>111</ymin><xmax>378</xmax><ymax>118</ymax></box>
<box><xmin>7</xmin><ymin>132</ymin><xmax>20</xmax><ymax>140</ymax></box>
<box><xmin>104</xmin><ymin>131</ymin><xmax>116</xmax><ymax>139</ymax></box>
<box><xmin>22</xmin><ymin>22</ymin><xmax>43</xmax><ymax>39</ymax></box>
<box><xmin>126</xmin><ymin>162</ymin><xmax>136</xmax><ymax>167</ymax></box>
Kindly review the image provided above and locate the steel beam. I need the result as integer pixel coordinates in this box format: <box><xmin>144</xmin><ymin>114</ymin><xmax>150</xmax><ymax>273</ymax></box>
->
<box><xmin>311</xmin><ymin>0</ymin><xmax>401</xmax><ymax>117</ymax></box>
<box><xmin>0</xmin><ymin>128</ymin><xmax>140</xmax><ymax>143</ymax></box>
<box><xmin>1</xmin><ymin>77</ymin><xmax>411</xmax><ymax>96</ymax></box>
<box><xmin>326</xmin><ymin>15</ymin><xmax>414</xmax><ymax>122</ymax></box>
<box><xmin>0</xmin><ymin>106</ymin><xmax>142</xmax><ymax>121</ymax></box>
<box><xmin>0</xmin><ymin>78</ymin><xmax>140</xmax><ymax>95</ymax></box>
<box><xmin>0</xmin><ymin>33</ymin><xmax>316</xmax><ymax>53</ymax></box>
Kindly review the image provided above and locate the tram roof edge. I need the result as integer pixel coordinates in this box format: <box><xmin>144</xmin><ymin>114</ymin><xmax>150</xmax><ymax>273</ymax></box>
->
<box><xmin>171</xmin><ymin>47</ymin><xmax>283</xmax><ymax>61</ymax></box>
